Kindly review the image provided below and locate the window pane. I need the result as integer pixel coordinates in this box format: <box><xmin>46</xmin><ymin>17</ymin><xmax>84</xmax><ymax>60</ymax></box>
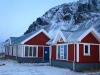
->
<box><xmin>61</xmin><ymin>56</ymin><xmax>63</xmax><ymax>59</ymax></box>
<box><xmin>58</xmin><ymin>45</ymin><xmax>60</xmax><ymax>59</ymax></box>
<box><xmin>33</xmin><ymin>47</ymin><xmax>36</xmax><ymax>57</ymax></box>
<box><xmin>29</xmin><ymin>47</ymin><xmax>32</xmax><ymax>56</ymax></box>
<box><xmin>85</xmin><ymin>45</ymin><xmax>88</xmax><ymax>53</ymax></box>
<box><xmin>64</xmin><ymin>45</ymin><xmax>67</xmax><ymax>59</ymax></box>
<box><xmin>61</xmin><ymin>45</ymin><xmax>63</xmax><ymax>48</ymax></box>
<box><xmin>25</xmin><ymin>46</ymin><xmax>28</xmax><ymax>56</ymax></box>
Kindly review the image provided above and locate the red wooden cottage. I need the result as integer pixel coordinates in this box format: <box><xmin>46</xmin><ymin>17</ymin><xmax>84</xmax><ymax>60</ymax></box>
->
<box><xmin>47</xmin><ymin>27</ymin><xmax>100</xmax><ymax>71</ymax></box>
<box><xmin>5</xmin><ymin>29</ymin><xmax>51</xmax><ymax>63</ymax></box>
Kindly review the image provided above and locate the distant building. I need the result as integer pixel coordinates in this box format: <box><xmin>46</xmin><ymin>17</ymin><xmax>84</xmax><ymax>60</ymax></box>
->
<box><xmin>5</xmin><ymin>29</ymin><xmax>51</xmax><ymax>63</ymax></box>
<box><xmin>47</xmin><ymin>27</ymin><xmax>100</xmax><ymax>71</ymax></box>
<box><xmin>4</xmin><ymin>27</ymin><xmax>100</xmax><ymax>71</ymax></box>
<box><xmin>0</xmin><ymin>42</ymin><xmax>5</xmax><ymax>58</ymax></box>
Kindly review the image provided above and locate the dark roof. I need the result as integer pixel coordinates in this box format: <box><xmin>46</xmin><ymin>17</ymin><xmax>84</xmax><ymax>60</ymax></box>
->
<box><xmin>11</xmin><ymin>29</ymin><xmax>41</xmax><ymax>45</ymax></box>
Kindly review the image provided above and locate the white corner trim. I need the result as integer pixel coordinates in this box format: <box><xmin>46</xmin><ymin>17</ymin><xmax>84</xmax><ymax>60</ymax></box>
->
<box><xmin>56</xmin><ymin>45</ymin><xmax>58</xmax><ymax>60</ymax></box>
<box><xmin>77</xmin><ymin>27</ymin><xmax>100</xmax><ymax>43</ymax></box>
<box><xmin>53</xmin><ymin>30</ymin><xmax>66</xmax><ymax>44</ymax></box>
<box><xmin>76</xmin><ymin>43</ymin><xmax>79</xmax><ymax>62</ymax></box>
<box><xmin>37</xmin><ymin>46</ymin><xmax>38</xmax><ymax>58</ymax></box>
<box><xmin>21</xmin><ymin>29</ymin><xmax>50</xmax><ymax>44</ymax></box>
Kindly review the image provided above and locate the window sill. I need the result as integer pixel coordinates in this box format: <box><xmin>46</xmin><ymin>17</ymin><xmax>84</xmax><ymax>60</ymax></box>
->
<box><xmin>24</xmin><ymin>56</ymin><xmax>38</xmax><ymax>58</ymax></box>
<box><xmin>56</xmin><ymin>59</ymin><xmax>68</xmax><ymax>61</ymax></box>
<box><xmin>84</xmin><ymin>54</ymin><xmax>90</xmax><ymax>56</ymax></box>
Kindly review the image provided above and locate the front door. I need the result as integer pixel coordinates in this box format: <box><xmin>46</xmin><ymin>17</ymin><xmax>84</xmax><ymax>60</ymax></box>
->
<box><xmin>44</xmin><ymin>47</ymin><xmax>50</xmax><ymax>62</ymax></box>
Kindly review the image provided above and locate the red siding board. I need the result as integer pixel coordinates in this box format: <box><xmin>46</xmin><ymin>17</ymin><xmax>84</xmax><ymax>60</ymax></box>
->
<box><xmin>68</xmin><ymin>44</ymin><xmax>74</xmax><ymax>61</ymax></box>
<box><xmin>57</xmin><ymin>42</ymin><xmax>65</xmax><ymax>44</ymax></box>
<box><xmin>24</xmin><ymin>32</ymin><xmax>50</xmax><ymax>45</ymax></box>
<box><xmin>38</xmin><ymin>47</ymin><xmax>43</xmax><ymax>58</ymax></box>
<box><xmin>51</xmin><ymin>46</ymin><xmax>56</xmax><ymax>60</ymax></box>
<box><xmin>81</xmin><ymin>32</ymin><xmax>99</xmax><ymax>44</ymax></box>
<box><xmin>79</xmin><ymin>44</ymin><xmax>99</xmax><ymax>63</ymax></box>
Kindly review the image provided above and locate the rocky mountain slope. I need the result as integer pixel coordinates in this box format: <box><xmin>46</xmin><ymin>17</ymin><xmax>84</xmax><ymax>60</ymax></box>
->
<box><xmin>24</xmin><ymin>0</ymin><xmax>100</xmax><ymax>37</ymax></box>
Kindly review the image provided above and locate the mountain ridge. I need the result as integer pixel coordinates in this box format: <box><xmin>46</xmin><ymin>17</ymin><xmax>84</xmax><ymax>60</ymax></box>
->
<box><xmin>24</xmin><ymin>0</ymin><xmax>100</xmax><ymax>38</ymax></box>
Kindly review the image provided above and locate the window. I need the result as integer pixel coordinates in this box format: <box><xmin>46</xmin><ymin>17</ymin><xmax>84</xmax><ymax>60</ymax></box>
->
<box><xmin>84</xmin><ymin>44</ymin><xmax>90</xmax><ymax>56</ymax></box>
<box><xmin>33</xmin><ymin>47</ymin><xmax>36</xmax><ymax>57</ymax></box>
<box><xmin>57</xmin><ymin>45</ymin><xmax>68</xmax><ymax>60</ymax></box>
<box><xmin>25</xmin><ymin>46</ymin><xmax>28</xmax><ymax>56</ymax></box>
<box><xmin>58</xmin><ymin>37</ymin><xmax>63</xmax><ymax>42</ymax></box>
<box><xmin>25</xmin><ymin>46</ymin><xmax>37</xmax><ymax>57</ymax></box>
<box><xmin>29</xmin><ymin>47</ymin><xmax>32</xmax><ymax>56</ymax></box>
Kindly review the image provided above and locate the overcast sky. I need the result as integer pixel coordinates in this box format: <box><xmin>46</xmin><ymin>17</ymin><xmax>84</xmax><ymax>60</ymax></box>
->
<box><xmin>0</xmin><ymin>0</ymin><xmax>78</xmax><ymax>42</ymax></box>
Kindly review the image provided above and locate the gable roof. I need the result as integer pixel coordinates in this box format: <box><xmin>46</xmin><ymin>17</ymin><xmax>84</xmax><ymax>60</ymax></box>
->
<box><xmin>11</xmin><ymin>29</ymin><xmax>50</xmax><ymax>45</ymax></box>
<box><xmin>10</xmin><ymin>37</ymin><xmax>18</xmax><ymax>44</ymax></box>
<box><xmin>49</xmin><ymin>27</ymin><xmax>100</xmax><ymax>44</ymax></box>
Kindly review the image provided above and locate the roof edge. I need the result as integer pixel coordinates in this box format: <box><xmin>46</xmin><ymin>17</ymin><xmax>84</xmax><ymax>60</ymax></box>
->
<box><xmin>21</xmin><ymin>29</ymin><xmax>51</xmax><ymax>44</ymax></box>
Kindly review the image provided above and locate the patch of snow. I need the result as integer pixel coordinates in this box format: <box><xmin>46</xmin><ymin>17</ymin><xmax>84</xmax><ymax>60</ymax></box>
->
<box><xmin>79</xmin><ymin>0</ymin><xmax>89</xmax><ymax>4</ymax></box>
<box><xmin>71</xmin><ymin>25</ymin><xmax>79</xmax><ymax>31</ymax></box>
<box><xmin>0</xmin><ymin>60</ymin><xmax>100</xmax><ymax>75</ymax></box>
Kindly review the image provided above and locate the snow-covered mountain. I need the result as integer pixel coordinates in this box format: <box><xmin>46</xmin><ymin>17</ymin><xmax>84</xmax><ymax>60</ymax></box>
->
<box><xmin>24</xmin><ymin>0</ymin><xmax>100</xmax><ymax>38</ymax></box>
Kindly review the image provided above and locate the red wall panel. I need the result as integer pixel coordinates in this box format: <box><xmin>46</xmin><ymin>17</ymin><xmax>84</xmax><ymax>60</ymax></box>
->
<box><xmin>79</xmin><ymin>44</ymin><xmax>99</xmax><ymax>63</ymax></box>
<box><xmin>38</xmin><ymin>47</ymin><xmax>43</xmax><ymax>58</ymax></box>
<box><xmin>24</xmin><ymin>32</ymin><xmax>50</xmax><ymax>45</ymax></box>
<box><xmin>81</xmin><ymin>32</ymin><xmax>99</xmax><ymax>44</ymax></box>
<box><xmin>68</xmin><ymin>44</ymin><xmax>74</xmax><ymax>61</ymax></box>
<box><xmin>51</xmin><ymin>46</ymin><xmax>56</xmax><ymax>60</ymax></box>
<box><xmin>57</xmin><ymin>42</ymin><xmax>65</xmax><ymax>44</ymax></box>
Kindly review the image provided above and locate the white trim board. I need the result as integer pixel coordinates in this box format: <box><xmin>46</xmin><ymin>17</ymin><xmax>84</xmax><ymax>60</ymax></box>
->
<box><xmin>76</xmin><ymin>43</ymin><xmax>79</xmax><ymax>62</ymax></box>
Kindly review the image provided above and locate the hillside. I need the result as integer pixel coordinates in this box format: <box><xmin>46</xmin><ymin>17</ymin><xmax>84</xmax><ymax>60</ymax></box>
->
<box><xmin>24</xmin><ymin>0</ymin><xmax>100</xmax><ymax>37</ymax></box>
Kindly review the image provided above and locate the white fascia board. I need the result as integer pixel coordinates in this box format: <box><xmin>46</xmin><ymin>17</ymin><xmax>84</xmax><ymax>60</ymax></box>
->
<box><xmin>77</xmin><ymin>27</ymin><xmax>92</xmax><ymax>42</ymax></box>
<box><xmin>52</xmin><ymin>29</ymin><xmax>66</xmax><ymax>44</ymax></box>
<box><xmin>52</xmin><ymin>30</ymin><xmax>60</xmax><ymax>44</ymax></box>
<box><xmin>21</xmin><ymin>29</ymin><xmax>51</xmax><ymax>44</ymax></box>
<box><xmin>77</xmin><ymin>27</ymin><xmax>100</xmax><ymax>43</ymax></box>
<box><xmin>59</xmin><ymin>31</ymin><xmax>67</xmax><ymax>42</ymax></box>
<box><xmin>91</xmin><ymin>28</ymin><xmax>100</xmax><ymax>43</ymax></box>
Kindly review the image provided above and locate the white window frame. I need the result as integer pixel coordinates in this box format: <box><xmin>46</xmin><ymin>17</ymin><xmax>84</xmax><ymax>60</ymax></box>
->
<box><xmin>84</xmin><ymin>44</ymin><xmax>90</xmax><ymax>56</ymax></box>
<box><xmin>57</xmin><ymin>44</ymin><xmax>68</xmax><ymax>60</ymax></box>
<box><xmin>25</xmin><ymin>46</ymin><xmax>38</xmax><ymax>58</ymax></box>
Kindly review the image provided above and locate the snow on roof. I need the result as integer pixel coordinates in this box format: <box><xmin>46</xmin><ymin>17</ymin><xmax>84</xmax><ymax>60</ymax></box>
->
<box><xmin>10</xmin><ymin>37</ymin><xmax>18</xmax><ymax>44</ymax></box>
<box><xmin>46</xmin><ymin>28</ymin><xmax>89</xmax><ymax>44</ymax></box>
<box><xmin>61</xmin><ymin>28</ymin><xmax>87</xmax><ymax>42</ymax></box>
<box><xmin>48</xmin><ymin>27</ymin><xmax>100</xmax><ymax>44</ymax></box>
<box><xmin>46</xmin><ymin>38</ymin><xmax>54</xmax><ymax>45</ymax></box>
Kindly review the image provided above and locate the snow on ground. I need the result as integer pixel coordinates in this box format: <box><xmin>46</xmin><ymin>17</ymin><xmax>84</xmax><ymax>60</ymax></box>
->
<box><xmin>0</xmin><ymin>60</ymin><xmax>100</xmax><ymax>75</ymax></box>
